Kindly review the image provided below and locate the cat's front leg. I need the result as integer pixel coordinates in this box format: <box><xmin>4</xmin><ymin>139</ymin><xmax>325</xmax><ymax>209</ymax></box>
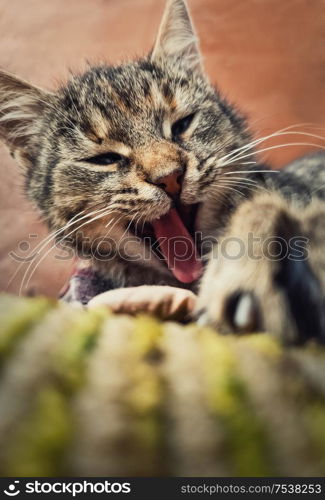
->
<box><xmin>196</xmin><ymin>193</ymin><xmax>325</xmax><ymax>344</ymax></box>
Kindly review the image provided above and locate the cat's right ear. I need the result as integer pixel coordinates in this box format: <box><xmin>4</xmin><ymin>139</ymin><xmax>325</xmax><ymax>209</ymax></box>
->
<box><xmin>0</xmin><ymin>71</ymin><xmax>52</xmax><ymax>167</ymax></box>
<box><xmin>151</xmin><ymin>0</ymin><xmax>203</xmax><ymax>72</ymax></box>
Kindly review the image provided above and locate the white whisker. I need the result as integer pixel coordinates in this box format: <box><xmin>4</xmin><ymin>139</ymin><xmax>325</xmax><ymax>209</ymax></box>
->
<box><xmin>222</xmin><ymin>142</ymin><xmax>325</xmax><ymax>166</ymax></box>
<box><xmin>223</xmin><ymin>170</ymin><xmax>277</xmax><ymax>175</ymax></box>
<box><xmin>217</xmin><ymin>127</ymin><xmax>325</xmax><ymax>166</ymax></box>
<box><xmin>119</xmin><ymin>214</ymin><xmax>137</xmax><ymax>242</ymax></box>
<box><xmin>7</xmin><ymin>208</ymin><xmax>89</xmax><ymax>290</ymax></box>
<box><xmin>208</xmin><ymin>183</ymin><xmax>248</xmax><ymax>198</ymax></box>
<box><xmin>19</xmin><ymin>206</ymin><xmax>114</xmax><ymax>295</ymax></box>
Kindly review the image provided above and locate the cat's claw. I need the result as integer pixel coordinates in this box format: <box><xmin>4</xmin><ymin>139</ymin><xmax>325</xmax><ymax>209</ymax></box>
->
<box><xmin>231</xmin><ymin>292</ymin><xmax>259</xmax><ymax>333</ymax></box>
<box><xmin>196</xmin><ymin>291</ymin><xmax>261</xmax><ymax>334</ymax></box>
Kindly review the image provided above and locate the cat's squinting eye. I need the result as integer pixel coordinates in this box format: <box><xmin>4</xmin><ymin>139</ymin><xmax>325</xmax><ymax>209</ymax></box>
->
<box><xmin>171</xmin><ymin>113</ymin><xmax>195</xmax><ymax>139</ymax></box>
<box><xmin>85</xmin><ymin>152</ymin><xmax>124</xmax><ymax>166</ymax></box>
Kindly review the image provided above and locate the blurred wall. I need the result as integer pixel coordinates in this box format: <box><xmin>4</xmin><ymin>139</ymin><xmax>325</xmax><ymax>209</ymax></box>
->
<box><xmin>0</xmin><ymin>0</ymin><xmax>324</xmax><ymax>296</ymax></box>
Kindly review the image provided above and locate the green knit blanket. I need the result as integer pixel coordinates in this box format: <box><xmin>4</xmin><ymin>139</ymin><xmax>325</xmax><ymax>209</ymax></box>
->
<box><xmin>0</xmin><ymin>293</ymin><xmax>325</xmax><ymax>477</ymax></box>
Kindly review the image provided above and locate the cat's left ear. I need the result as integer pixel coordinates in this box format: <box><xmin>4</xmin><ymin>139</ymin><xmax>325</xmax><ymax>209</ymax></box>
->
<box><xmin>151</xmin><ymin>0</ymin><xmax>203</xmax><ymax>72</ymax></box>
<box><xmin>0</xmin><ymin>71</ymin><xmax>53</xmax><ymax>168</ymax></box>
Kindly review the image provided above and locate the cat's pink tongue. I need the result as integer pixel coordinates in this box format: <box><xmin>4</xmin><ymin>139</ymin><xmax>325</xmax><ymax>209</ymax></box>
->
<box><xmin>152</xmin><ymin>208</ymin><xmax>203</xmax><ymax>283</ymax></box>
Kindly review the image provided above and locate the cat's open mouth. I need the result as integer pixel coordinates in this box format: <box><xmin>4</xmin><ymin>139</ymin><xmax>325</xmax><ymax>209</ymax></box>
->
<box><xmin>130</xmin><ymin>203</ymin><xmax>203</xmax><ymax>284</ymax></box>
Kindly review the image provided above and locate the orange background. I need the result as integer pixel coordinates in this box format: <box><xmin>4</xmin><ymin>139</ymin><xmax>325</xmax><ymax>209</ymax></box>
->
<box><xmin>0</xmin><ymin>0</ymin><xmax>324</xmax><ymax>296</ymax></box>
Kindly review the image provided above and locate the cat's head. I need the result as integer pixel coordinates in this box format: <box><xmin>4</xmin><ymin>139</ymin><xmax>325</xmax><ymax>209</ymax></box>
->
<box><xmin>0</xmin><ymin>0</ymin><xmax>250</xmax><ymax>283</ymax></box>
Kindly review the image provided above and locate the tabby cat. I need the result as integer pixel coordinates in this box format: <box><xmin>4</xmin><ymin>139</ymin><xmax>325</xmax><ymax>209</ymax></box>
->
<box><xmin>0</xmin><ymin>0</ymin><xmax>324</xmax><ymax>343</ymax></box>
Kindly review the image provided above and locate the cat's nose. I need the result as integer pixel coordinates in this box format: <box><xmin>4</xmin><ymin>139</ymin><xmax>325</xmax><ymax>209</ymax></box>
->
<box><xmin>154</xmin><ymin>167</ymin><xmax>184</xmax><ymax>196</ymax></box>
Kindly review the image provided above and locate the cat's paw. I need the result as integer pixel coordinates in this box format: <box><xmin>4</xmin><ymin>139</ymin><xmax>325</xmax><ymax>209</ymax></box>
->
<box><xmin>196</xmin><ymin>193</ymin><xmax>325</xmax><ymax>344</ymax></box>
<box><xmin>195</xmin><ymin>248</ymin><xmax>325</xmax><ymax>345</ymax></box>
<box><xmin>88</xmin><ymin>285</ymin><xmax>196</xmax><ymax>322</ymax></box>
